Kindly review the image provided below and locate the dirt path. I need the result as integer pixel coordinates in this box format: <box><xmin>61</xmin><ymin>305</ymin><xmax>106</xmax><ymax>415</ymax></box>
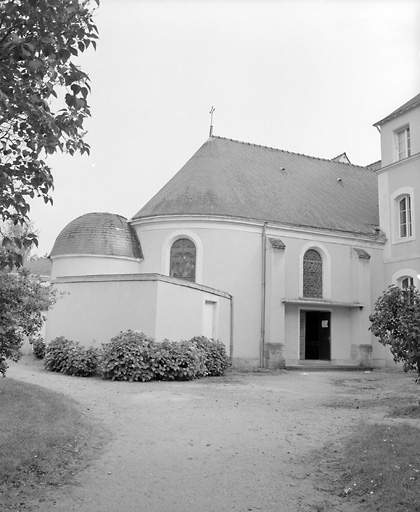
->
<box><xmin>8</xmin><ymin>358</ymin><xmax>374</xmax><ymax>512</ymax></box>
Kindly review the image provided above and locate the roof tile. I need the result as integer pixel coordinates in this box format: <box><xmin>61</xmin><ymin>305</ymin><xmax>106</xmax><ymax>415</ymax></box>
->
<box><xmin>50</xmin><ymin>213</ymin><xmax>143</xmax><ymax>259</ymax></box>
<box><xmin>132</xmin><ymin>136</ymin><xmax>380</xmax><ymax>237</ymax></box>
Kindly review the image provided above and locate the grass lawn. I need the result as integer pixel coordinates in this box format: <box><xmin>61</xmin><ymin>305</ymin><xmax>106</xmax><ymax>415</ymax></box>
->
<box><xmin>340</xmin><ymin>422</ymin><xmax>420</xmax><ymax>511</ymax></box>
<box><xmin>319</xmin><ymin>371</ymin><xmax>420</xmax><ymax>512</ymax></box>
<box><xmin>0</xmin><ymin>377</ymin><xmax>102</xmax><ymax>511</ymax></box>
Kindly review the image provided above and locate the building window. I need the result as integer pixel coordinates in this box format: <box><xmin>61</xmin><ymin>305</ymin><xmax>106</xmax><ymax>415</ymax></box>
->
<box><xmin>396</xmin><ymin>126</ymin><xmax>411</xmax><ymax>161</ymax></box>
<box><xmin>399</xmin><ymin>195</ymin><xmax>412</xmax><ymax>238</ymax></box>
<box><xmin>170</xmin><ymin>238</ymin><xmax>196</xmax><ymax>282</ymax></box>
<box><xmin>303</xmin><ymin>249</ymin><xmax>323</xmax><ymax>298</ymax></box>
<box><xmin>401</xmin><ymin>277</ymin><xmax>414</xmax><ymax>290</ymax></box>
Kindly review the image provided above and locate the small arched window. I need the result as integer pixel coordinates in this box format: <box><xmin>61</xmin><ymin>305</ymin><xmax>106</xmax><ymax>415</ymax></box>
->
<box><xmin>401</xmin><ymin>276</ymin><xmax>414</xmax><ymax>290</ymax></box>
<box><xmin>170</xmin><ymin>238</ymin><xmax>196</xmax><ymax>282</ymax></box>
<box><xmin>303</xmin><ymin>249</ymin><xmax>323</xmax><ymax>298</ymax></box>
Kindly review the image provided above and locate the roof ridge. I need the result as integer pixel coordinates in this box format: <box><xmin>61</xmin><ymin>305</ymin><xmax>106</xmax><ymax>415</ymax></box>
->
<box><xmin>331</xmin><ymin>151</ymin><xmax>349</xmax><ymax>161</ymax></box>
<box><xmin>211</xmin><ymin>135</ymin><xmax>367</xmax><ymax>168</ymax></box>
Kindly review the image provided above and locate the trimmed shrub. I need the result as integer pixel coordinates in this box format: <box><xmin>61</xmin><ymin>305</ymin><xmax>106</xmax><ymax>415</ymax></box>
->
<box><xmin>99</xmin><ymin>332</ymin><xmax>214</xmax><ymax>382</ymax></box>
<box><xmin>43</xmin><ymin>332</ymin><xmax>231</xmax><ymax>382</ymax></box>
<box><xmin>149</xmin><ymin>339</ymin><xmax>207</xmax><ymax>381</ymax></box>
<box><xmin>44</xmin><ymin>337</ymin><xmax>70</xmax><ymax>373</ymax></box>
<box><xmin>44</xmin><ymin>336</ymin><xmax>100</xmax><ymax>377</ymax></box>
<box><xmin>99</xmin><ymin>331</ymin><xmax>155</xmax><ymax>382</ymax></box>
<box><xmin>190</xmin><ymin>336</ymin><xmax>231</xmax><ymax>376</ymax></box>
<box><xmin>31</xmin><ymin>336</ymin><xmax>46</xmax><ymax>359</ymax></box>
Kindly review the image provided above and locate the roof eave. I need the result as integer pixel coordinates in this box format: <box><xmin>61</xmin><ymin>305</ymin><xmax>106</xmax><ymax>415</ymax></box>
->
<box><xmin>374</xmin><ymin>95</ymin><xmax>420</xmax><ymax>127</ymax></box>
<box><xmin>130</xmin><ymin>213</ymin><xmax>385</xmax><ymax>243</ymax></box>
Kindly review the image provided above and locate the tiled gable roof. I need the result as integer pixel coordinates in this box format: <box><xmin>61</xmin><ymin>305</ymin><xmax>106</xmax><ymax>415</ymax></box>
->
<box><xmin>366</xmin><ymin>160</ymin><xmax>381</xmax><ymax>172</ymax></box>
<box><xmin>331</xmin><ymin>152</ymin><xmax>351</xmax><ymax>164</ymax></box>
<box><xmin>374</xmin><ymin>93</ymin><xmax>420</xmax><ymax>126</ymax></box>
<box><xmin>132</xmin><ymin>136</ymin><xmax>380</xmax><ymax>237</ymax></box>
<box><xmin>50</xmin><ymin>212</ymin><xmax>143</xmax><ymax>259</ymax></box>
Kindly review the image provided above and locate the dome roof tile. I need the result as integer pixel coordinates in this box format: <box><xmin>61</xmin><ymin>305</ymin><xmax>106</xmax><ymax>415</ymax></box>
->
<box><xmin>50</xmin><ymin>213</ymin><xmax>143</xmax><ymax>259</ymax></box>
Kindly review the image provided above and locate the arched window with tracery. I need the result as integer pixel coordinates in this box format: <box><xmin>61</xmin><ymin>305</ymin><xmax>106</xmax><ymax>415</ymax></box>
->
<box><xmin>303</xmin><ymin>249</ymin><xmax>323</xmax><ymax>298</ymax></box>
<box><xmin>170</xmin><ymin>238</ymin><xmax>196</xmax><ymax>282</ymax></box>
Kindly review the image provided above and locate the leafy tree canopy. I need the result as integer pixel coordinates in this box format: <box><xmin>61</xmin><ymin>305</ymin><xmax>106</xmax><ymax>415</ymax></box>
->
<box><xmin>0</xmin><ymin>0</ymin><xmax>99</xmax><ymax>269</ymax></box>
<box><xmin>0</xmin><ymin>268</ymin><xmax>57</xmax><ymax>376</ymax></box>
<box><xmin>370</xmin><ymin>285</ymin><xmax>420</xmax><ymax>384</ymax></box>
<box><xmin>0</xmin><ymin>219</ymin><xmax>37</xmax><ymax>268</ymax></box>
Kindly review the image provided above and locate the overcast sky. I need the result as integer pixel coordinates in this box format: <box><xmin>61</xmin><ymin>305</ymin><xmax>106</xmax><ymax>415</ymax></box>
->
<box><xmin>29</xmin><ymin>0</ymin><xmax>420</xmax><ymax>256</ymax></box>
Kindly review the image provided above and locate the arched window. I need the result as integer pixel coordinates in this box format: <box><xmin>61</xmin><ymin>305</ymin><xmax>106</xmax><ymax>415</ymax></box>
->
<box><xmin>399</xmin><ymin>195</ymin><xmax>412</xmax><ymax>238</ymax></box>
<box><xmin>170</xmin><ymin>238</ymin><xmax>196</xmax><ymax>282</ymax></box>
<box><xmin>303</xmin><ymin>249</ymin><xmax>323</xmax><ymax>298</ymax></box>
<box><xmin>401</xmin><ymin>276</ymin><xmax>414</xmax><ymax>290</ymax></box>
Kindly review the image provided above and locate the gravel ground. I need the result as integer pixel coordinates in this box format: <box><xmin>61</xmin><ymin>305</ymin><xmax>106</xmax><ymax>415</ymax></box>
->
<box><xmin>7</xmin><ymin>357</ymin><xmax>384</xmax><ymax>512</ymax></box>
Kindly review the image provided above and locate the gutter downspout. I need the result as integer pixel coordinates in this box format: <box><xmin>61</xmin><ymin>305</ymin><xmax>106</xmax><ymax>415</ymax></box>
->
<box><xmin>260</xmin><ymin>222</ymin><xmax>268</xmax><ymax>367</ymax></box>
<box><xmin>229</xmin><ymin>295</ymin><xmax>234</xmax><ymax>360</ymax></box>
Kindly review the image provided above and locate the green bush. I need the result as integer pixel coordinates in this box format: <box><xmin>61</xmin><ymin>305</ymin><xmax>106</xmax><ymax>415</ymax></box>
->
<box><xmin>31</xmin><ymin>336</ymin><xmax>46</xmax><ymax>359</ymax></box>
<box><xmin>370</xmin><ymin>285</ymin><xmax>420</xmax><ymax>384</ymax></box>
<box><xmin>149</xmin><ymin>339</ymin><xmax>207</xmax><ymax>381</ymax></box>
<box><xmin>190</xmin><ymin>336</ymin><xmax>231</xmax><ymax>376</ymax></box>
<box><xmin>99</xmin><ymin>331</ymin><xmax>155</xmax><ymax>382</ymax></box>
<box><xmin>43</xmin><ymin>331</ymin><xmax>231</xmax><ymax>382</ymax></box>
<box><xmin>44</xmin><ymin>336</ymin><xmax>100</xmax><ymax>377</ymax></box>
<box><xmin>0</xmin><ymin>358</ymin><xmax>7</xmax><ymax>377</ymax></box>
<box><xmin>0</xmin><ymin>268</ymin><xmax>56</xmax><ymax>376</ymax></box>
<box><xmin>99</xmin><ymin>331</ymin><xmax>229</xmax><ymax>382</ymax></box>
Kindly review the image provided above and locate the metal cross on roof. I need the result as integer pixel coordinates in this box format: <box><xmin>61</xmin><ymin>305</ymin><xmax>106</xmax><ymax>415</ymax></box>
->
<box><xmin>209</xmin><ymin>106</ymin><xmax>215</xmax><ymax>137</ymax></box>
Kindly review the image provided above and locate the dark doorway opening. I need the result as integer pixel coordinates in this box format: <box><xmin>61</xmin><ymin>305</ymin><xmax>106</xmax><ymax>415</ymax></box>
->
<box><xmin>304</xmin><ymin>311</ymin><xmax>331</xmax><ymax>360</ymax></box>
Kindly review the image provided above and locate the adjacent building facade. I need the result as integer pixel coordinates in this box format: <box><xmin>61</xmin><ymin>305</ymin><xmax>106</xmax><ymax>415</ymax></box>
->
<box><xmin>375</xmin><ymin>94</ymin><xmax>420</xmax><ymax>288</ymax></box>
<box><xmin>46</xmin><ymin>94</ymin><xmax>420</xmax><ymax>369</ymax></box>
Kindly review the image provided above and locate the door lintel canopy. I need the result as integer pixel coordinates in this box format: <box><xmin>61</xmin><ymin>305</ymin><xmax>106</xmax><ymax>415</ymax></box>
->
<box><xmin>282</xmin><ymin>298</ymin><xmax>364</xmax><ymax>308</ymax></box>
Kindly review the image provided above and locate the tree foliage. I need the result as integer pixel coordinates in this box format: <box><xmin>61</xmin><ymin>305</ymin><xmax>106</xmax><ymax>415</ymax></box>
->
<box><xmin>369</xmin><ymin>285</ymin><xmax>420</xmax><ymax>383</ymax></box>
<box><xmin>0</xmin><ymin>0</ymin><xmax>99</xmax><ymax>268</ymax></box>
<box><xmin>0</xmin><ymin>219</ymin><xmax>37</xmax><ymax>268</ymax></box>
<box><xmin>0</xmin><ymin>268</ymin><xmax>56</xmax><ymax>376</ymax></box>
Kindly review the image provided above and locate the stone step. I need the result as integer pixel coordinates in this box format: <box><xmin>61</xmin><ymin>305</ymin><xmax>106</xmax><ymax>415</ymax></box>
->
<box><xmin>286</xmin><ymin>364</ymin><xmax>373</xmax><ymax>372</ymax></box>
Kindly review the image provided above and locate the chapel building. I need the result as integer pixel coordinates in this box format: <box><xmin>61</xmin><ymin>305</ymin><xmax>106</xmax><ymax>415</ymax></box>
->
<box><xmin>46</xmin><ymin>93</ymin><xmax>420</xmax><ymax>369</ymax></box>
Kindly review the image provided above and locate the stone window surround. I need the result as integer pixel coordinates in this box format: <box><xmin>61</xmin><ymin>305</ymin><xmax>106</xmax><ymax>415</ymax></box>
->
<box><xmin>390</xmin><ymin>187</ymin><xmax>415</xmax><ymax>244</ymax></box>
